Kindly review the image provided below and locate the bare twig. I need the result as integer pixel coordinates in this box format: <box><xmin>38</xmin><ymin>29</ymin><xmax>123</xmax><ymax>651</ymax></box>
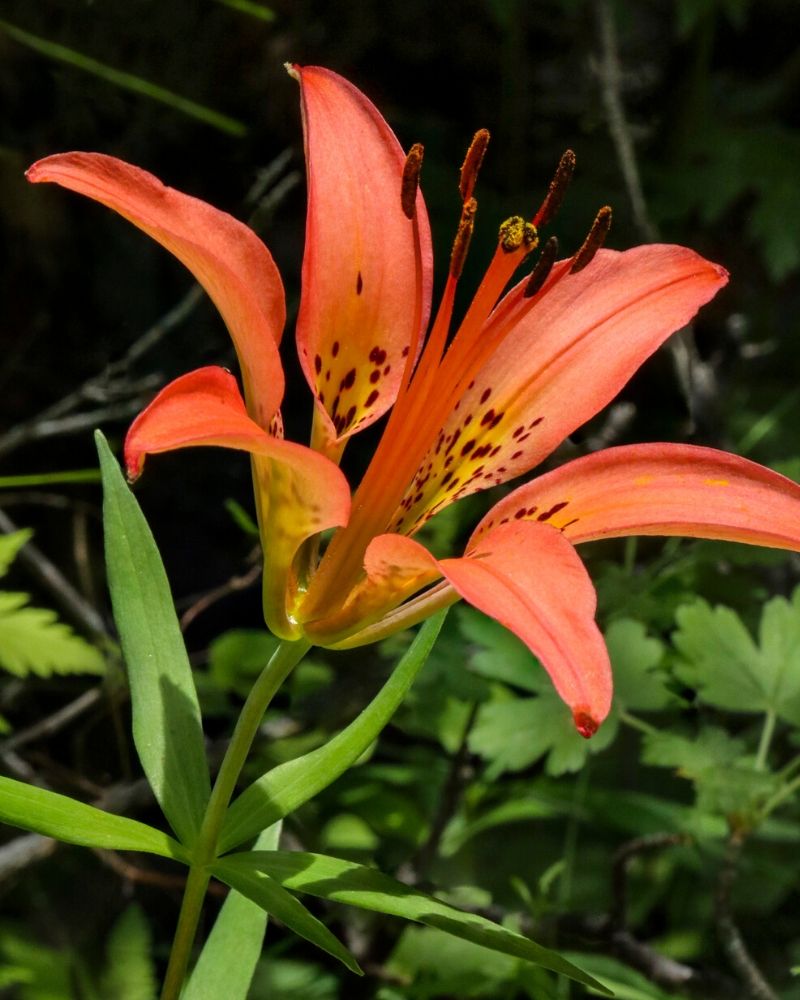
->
<box><xmin>592</xmin><ymin>0</ymin><xmax>720</xmax><ymax>436</ymax></box>
<box><xmin>179</xmin><ymin>547</ymin><xmax>262</xmax><ymax>631</ymax></box>
<box><xmin>0</xmin><ymin>686</ymin><xmax>104</xmax><ymax>755</ymax></box>
<box><xmin>611</xmin><ymin>831</ymin><xmax>688</xmax><ymax>930</ymax></box>
<box><xmin>715</xmin><ymin>829</ymin><xmax>778</xmax><ymax>1000</ymax></box>
<box><xmin>0</xmin><ymin>506</ymin><xmax>109</xmax><ymax>640</ymax></box>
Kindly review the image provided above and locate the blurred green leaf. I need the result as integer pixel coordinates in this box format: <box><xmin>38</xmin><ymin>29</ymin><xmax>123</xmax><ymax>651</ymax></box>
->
<box><xmin>100</xmin><ymin>905</ymin><xmax>157</xmax><ymax>1000</ymax></box>
<box><xmin>96</xmin><ymin>432</ymin><xmax>210</xmax><ymax>847</ymax></box>
<box><xmin>219</xmin><ymin>850</ymin><xmax>612</xmax><ymax>993</ymax></box>
<box><xmin>0</xmin><ymin>591</ymin><xmax>105</xmax><ymax>677</ymax></box>
<box><xmin>0</xmin><ymin>529</ymin><xmax>32</xmax><ymax>575</ymax></box>
<box><xmin>208</xmin><ymin>628</ymin><xmax>280</xmax><ymax>695</ymax></box>
<box><xmin>213</xmin><ymin>0</ymin><xmax>277</xmax><ymax>21</ymax></box>
<box><xmin>605</xmin><ymin>618</ymin><xmax>672</xmax><ymax>711</ymax></box>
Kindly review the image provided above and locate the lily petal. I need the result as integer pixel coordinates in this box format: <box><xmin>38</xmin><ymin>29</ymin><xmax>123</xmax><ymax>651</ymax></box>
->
<box><xmin>26</xmin><ymin>153</ymin><xmax>285</xmax><ymax>429</ymax></box>
<box><xmin>473</xmin><ymin>443</ymin><xmax>800</xmax><ymax>551</ymax></box>
<box><xmin>394</xmin><ymin>246</ymin><xmax>727</xmax><ymax>531</ymax></box>
<box><xmin>292</xmin><ymin>65</ymin><xmax>433</xmax><ymax>441</ymax></box>
<box><xmin>351</xmin><ymin>526</ymin><xmax>611</xmax><ymax>734</ymax></box>
<box><xmin>125</xmin><ymin>367</ymin><xmax>351</xmax><ymax>636</ymax></box>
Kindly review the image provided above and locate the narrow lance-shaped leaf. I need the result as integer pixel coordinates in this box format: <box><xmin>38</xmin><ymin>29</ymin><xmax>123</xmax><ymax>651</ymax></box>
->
<box><xmin>215</xmin><ymin>851</ymin><xmax>611</xmax><ymax>994</ymax></box>
<box><xmin>212</xmin><ymin>857</ymin><xmax>362</xmax><ymax>976</ymax></box>
<box><xmin>0</xmin><ymin>775</ymin><xmax>186</xmax><ymax>860</ymax></box>
<box><xmin>219</xmin><ymin>610</ymin><xmax>447</xmax><ymax>853</ymax></box>
<box><xmin>96</xmin><ymin>431</ymin><xmax>210</xmax><ymax>846</ymax></box>
<box><xmin>184</xmin><ymin>824</ymin><xmax>282</xmax><ymax>1000</ymax></box>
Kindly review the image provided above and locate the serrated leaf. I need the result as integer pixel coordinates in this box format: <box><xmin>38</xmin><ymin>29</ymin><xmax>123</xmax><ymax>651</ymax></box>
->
<box><xmin>184</xmin><ymin>824</ymin><xmax>280</xmax><ymax>1000</ymax></box>
<box><xmin>100</xmin><ymin>905</ymin><xmax>157</xmax><ymax>1000</ymax></box>
<box><xmin>459</xmin><ymin>607</ymin><xmax>547</xmax><ymax>694</ymax></box>
<box><xmin>219</xmin><ymin>611</ymin><xmax>447</xmax><ymax>854</ymax></box>
<box><xmin>672</xmin><ymin>599</ymin><xmax>763</xmax><ymax>711</ymax></box>
<box><xmin>0</xmin><ymin>775</ymin><xmax>186</xmax><ymax>859</ymax></box>
<box><xmin>0</xmin><ymin>529</ymin><xmax>32</xmax><ymax>576</ymax></box>
<box><xmin>211</xmin><ymin>857</ymin><xmax>362</xmax><ymax>975</ymax></box>
<box><xmin>0</xmin><ymin>592</ymin><xmax>104</xmax><ymax>677</ymax></box>
<box><xmin>216</xmin><ymin>850</ymin><xmax>611</xmax><ymax>994</ymax></box>
<box><xmin>757</xmin><ymin>587</ymin><xmax>800</xmax><ymax>724</ymax></box>
<box><xmin>605</xmin><ymin>619</ymin><xmax>671</xmax><ymax>711</ymax></box>
<box><xmin>96</xmin><ymin>432</ymin><xmax>210</xmax><ymax>847</ymax></box>
<box><xmin>469</xmin><ymin>691</ymin><xmax>617</xmax><ymax>778</ymax></box>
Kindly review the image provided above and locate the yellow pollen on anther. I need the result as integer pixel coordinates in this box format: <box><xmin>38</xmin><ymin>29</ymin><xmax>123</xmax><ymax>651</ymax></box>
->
<box><xmin>498</xmin><ymin>215</ymin><xmax>537</xmax><ymax>253</ymax></box>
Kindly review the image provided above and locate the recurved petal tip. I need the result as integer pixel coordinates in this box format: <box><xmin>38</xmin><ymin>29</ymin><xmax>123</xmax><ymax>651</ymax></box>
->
<box><xmin>572</xmin><ymin>707</ymin><xmax>599</xmax><ymax>739</ymax></box>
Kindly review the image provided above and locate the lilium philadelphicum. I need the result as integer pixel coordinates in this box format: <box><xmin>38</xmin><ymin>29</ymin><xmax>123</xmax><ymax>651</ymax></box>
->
<box><xmin>27</xmin><ymin>65</ymin><xmax>800</xmax><ymax>738</ymax></box>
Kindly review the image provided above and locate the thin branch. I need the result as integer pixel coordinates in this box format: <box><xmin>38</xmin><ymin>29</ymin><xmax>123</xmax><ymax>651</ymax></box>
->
<box><xmin>715</xmin><ymin>829</ymin><xmax>779</xmax><ymax>1000</ymax></box>
<box><xmin>179</xmin><ymin>547</ymin><xmax>262</xmax><ymax>631</ymax></box>
<box><xmin>0</xmin><ymin>506</ymin><xmax>109</xmax><ymax>641</ymax></box>
<box><xmin>0</xmin><ymin>686</ymin><xmax>104</xmax><ymax>755</ymax></box>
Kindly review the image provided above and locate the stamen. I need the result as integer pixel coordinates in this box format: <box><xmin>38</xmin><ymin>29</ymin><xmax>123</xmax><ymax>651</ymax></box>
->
<box><xmin>450</xmin><ymin>197</ymin><xmax>477</xmax><ymax>279</ymax></box>
<box><xmin>524</xmin><ymin>236</ymin><xmax>559</xmax><ymax>297</ymax></box>
<box><xmin>570</xmin><ymin>205</ymin><xmax>612</xmax><ymax>273</ymax></box>
<box><xmin>401</xmin><ymin>143</ymin><xmax>424</xmax><ymax>220</ymax></box>
<box><xmin>498</xmin><ymin>216</ymin><xmax>538</xmax><ymax>254</ymax></box>
<box><xmin>533</xmin><ymin>149</ymin><xmax>576</xmax><ymax>228</ymax></box>
<box><xmin>459</xmin><ymin>128</ymin><xmax>490</xmax><ymax>202</ymax></box>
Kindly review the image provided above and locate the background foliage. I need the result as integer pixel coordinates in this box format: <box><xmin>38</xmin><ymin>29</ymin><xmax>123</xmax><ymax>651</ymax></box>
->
<box><xmin>2</xmin><ymin>0</ymin><xmax>800</xmax><ymax>996</ymax></box>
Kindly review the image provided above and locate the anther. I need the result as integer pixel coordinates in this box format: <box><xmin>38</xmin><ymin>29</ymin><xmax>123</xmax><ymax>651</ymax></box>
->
<box><xmin>570</xmin><ymin>205</ymin><xmax>612</xmax><ymax>273</ymax></box>
<box><xmin>498</xmin><ymin>216</ymin><xmax>538</xmax><ymax>254</ymax></box>
<box><xmin>459</xmin><ymin>128</ymin><xmax>490</xmax><ymax>203</ymax></box>
<box><xmin>523</xmin><ymin>236</ymin><xmax>559</xmax><ymax>297</ymax></box>
<box><xmin>450</xmin><ymin>197</ymin><xmax>477</xmax><ymax>279</ymax></box>
<box><xmin>534</xmin><ymin>149</ymin><xmax>576</xmax><ymax>228</ymax></box>
<box><xmin>401</xmin><ymin>143</ymin><xmax>424</xmax><ymax>220</ymax></box>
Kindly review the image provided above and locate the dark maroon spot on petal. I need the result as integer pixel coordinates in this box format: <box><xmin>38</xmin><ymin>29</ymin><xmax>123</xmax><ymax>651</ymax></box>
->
<box><xmin>442</xmin><ymin>471</ymin><xmax>453</xmax><ymax>485</ymax></box>
<box><xmin>331</xmin><ymin>394</ymin><xmax>340</xmax><ymax>416</ymax></box>
<box><xmin>445</xmin><ymin>455</ymin><xmax>454</xmax><ymax>467</ymax></box>
<box><xmin>464</xmin><ymin>414</ymin><xmax>473</xmax><ymax>426</ymax></box>
<box><xmin>345</xmin><ymin>405</ymin><xmax>357</xmax><ymax>426</ymax></box>
<box><xmin>514</xmin><ymin>508</ymin><xmax>527</xmax><ymax>519</ymax></box>
<box><xmin>413</xmin><ymin>492</ymin><xmax>423</xmax><ymax>503</ymax></box>
<box><xmin>489</xmin><ymin>445</ymin><xmax>501</xmax><ymax>457</ymax></box>
<box><xmin>332</xmin><ymin>341</ymin><xmax>340</xmax><ymax>358</ymax></box>
<box><xmin>527</xmin><ymin>506</ymin><xmax>538</xmax><ymax>516</ymax></box>
<box><xmin>560</xmin><ymin>517</ymin><xmax>579</xmax><ymax>531</ymax></box>
<box><xmin>537</xmin><ymin>501</ymin><xmax>569</xmax><ymax>522</ymax></box>
<box><xmin>383</xmin><ymin>364</ymin><xmax>391</xmax><ymax>375</ymax></box>
<box><xmin>325</xmin><ymin>369</ymin><xmax>331</xmax><ymax>382</ymax></box>
<box><xmin>490</xmin><ymin>413</ymin><xmax>503</xmax><ymax>429</ymax></box>
<box><xmin>340</xmin><ymin>368</ymin><xmax>357</xmax><ymax>390</ymax></box>
<box><xmin>370</xmin><ymin>369</ymin><xmax>381</xmax><ymax>384</ymax></box>
<box><xmin>512</xmin><ymin>425</ymin><xmax>525</xmax><ymax>438</ymax></box>
<box><xmin>402</xmin><ymin>346</ymin><xmax>410</xmax><ymax>357</ymax></box>
<box><xmin>365</xmin><ymin>389</ymin><xmax>380</xmax><ymax>407</ymax></box>
<box><xmin>468</xmin><ymin>380</ymin><xmax>475</xmax><ymax>389</ymax></box>
<box><xmin>480</xmin><ymin>408</ymin><xmax>496</xmax><ymax>426</ymax></box>
<box><xmin>529</xmin><ymin>416</ymin><xmax>544</xmax><ymax>428</ymax></box>
<box><xmin>314</xmin><ymin>354</ymin><xmax>322</xmax><ymax>375</ymax></box>
<box><xmin>511</xmin><ymin>450</ymin><xmax>523</xmax><ymax>459</ymax></box>
<box><xmin>480</xmin><ymin>387</ymin><xmax>492</xmax><ymax>404</ymax></box>
<box><xmin>461</xmin><ymin>439</ymin><xmax>476</xmax><ymax>456</ymax></box>
<box><xmin>356</xmin><ymin>271</ymin><xmax>363</xmax><ymax>295</ymax></box>
<box><xmin>369</xmin><ymin>346</ymin><xmax>388</xmax><ymax>365</ymax></box>
<box><xmin>319</xmin><ymin>391</ymin><xmax>325</xmax><ymax>404</ymax></box>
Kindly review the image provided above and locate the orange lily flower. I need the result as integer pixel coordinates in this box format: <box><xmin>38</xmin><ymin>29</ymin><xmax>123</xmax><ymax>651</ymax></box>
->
<box><xmin>27</xmin><ymin>65</ymin><xmax>800</xmax><ymax>737</ymax></box>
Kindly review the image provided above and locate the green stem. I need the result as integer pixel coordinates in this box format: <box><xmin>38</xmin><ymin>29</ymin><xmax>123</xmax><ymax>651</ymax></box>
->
<box><xmin>758</xmin><ymin>771</ymin><xmax>800</xmax><ymax>823</ymax></box>
<box><xmin>619</xmin><ymin>709</ymin><xmax>657</xmax><ymax>735</ymax></box>
<box><xmin>160</xmin><ymin>637</ymin><xmax>310</xmax><ymax>1000</ymax></box>
<box><xmin>754</xmin><ymin>709</ymin><xmax>776</xmax><ymax>772</ymax></box>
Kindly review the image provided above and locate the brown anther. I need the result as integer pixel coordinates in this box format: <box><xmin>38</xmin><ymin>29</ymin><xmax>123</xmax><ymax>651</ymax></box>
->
<box><xmin>534</xmin><ymin>149</ymin><xmax>576</xmax><ymax>228</ymax></box>
<box><xmin>401</xmin><ymin>143</ymin><xmax>424</xmax><ymax>220</ymax></box>
<box><xmin>523</xmin><ymin>236</ymin><xmax>559</xmax><ymax>297</ymax></box>
<box><xmin>450</xmin><ymin>197</ymin><xmax>477</xmax><ymax>279</ymax></box>
<box><xmin>459</xmin><ymin>128</ymin><xmax>490</xmax><ymax>202</ymax></box>
<box><xmin>570</xmin><ymin>205</ymin><xmax>612</xmax><ymax>273</ymax></box>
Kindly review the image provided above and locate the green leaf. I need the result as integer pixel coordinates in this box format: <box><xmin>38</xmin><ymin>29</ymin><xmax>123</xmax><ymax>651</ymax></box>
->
<box><xmin>100</xmin><ymin>905</ymin><xmax>157</xmax><ymax>1000</ymax></box>
<box><xmin>605</xmin><ymin>619</ymin><xmax>671</xmax><ymax>711</ymax></box>
<box><xmin>208</xmin><ymin>628</ymin><xmax>279</xmax><ymax>695</ymax></box>
<box><xmin>211</xmin><ymin>858</ymin><xmax>362</xmax><ymax>976</ymax></box>
<box><xmin>0</xmin><ymin>529</ymin><xmax>32</xmax><ymax>576</ymax></box>
<box><xmin>96</xmin><ymin>432</ymin><xmax>210</xmax><ymax>847</ymax></box>
<box><xmin>0</xmin><ymin>775</ymin><xmax>186</xmax><ymax>859</ymax></box>
<box><xmin>218</xmin><ymin>851</ymin><xmax>612</xmax><ymax>993</ymax></box>
<box><xmin>219</xmin><ymin>610</ymin><xmax>447</xmax><ymax>853</ymax></box>
<box><xmin>672</xmin><ymin>599</ymin><xmax>763</xmax><ymax>711</ymax></box>
<box><xmin>184</xmin><ymin>824</ymin><xmax>281</xmax><ymax>1000</ymax></box>
<box><xmin>0</xmin><ymin>591</ymin><xmax>105</xmax><ymax>677</ymax></box>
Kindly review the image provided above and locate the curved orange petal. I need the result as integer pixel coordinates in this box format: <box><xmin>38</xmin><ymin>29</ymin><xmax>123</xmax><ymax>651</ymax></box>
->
<box><xmin>292</xmin><ymin>65</ymin><xmax>433</xmax><ymax>442</ymax></box>
<box><xmin>26</xmin><ymin>153</ymin><xmax>285</xmax><ymax>429</ymax></box>
<box><xmin>346</xmin><ymin>526</ymin><xmax>611</xmax><ymax>735</ymax></box>
<box><xmin>472</xmin><ymin>443</ymin><xmax>800</xmax><ymax>552</ymax></box>
<box><xmin>393</xmin><ymin>246</ymin><xmax>727</xmax><ymax>531</ymax></box>
<box><xmin>125</xmin><ymin>367</ymin><xmax>351</xmax><ymax>637</ymax></box>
